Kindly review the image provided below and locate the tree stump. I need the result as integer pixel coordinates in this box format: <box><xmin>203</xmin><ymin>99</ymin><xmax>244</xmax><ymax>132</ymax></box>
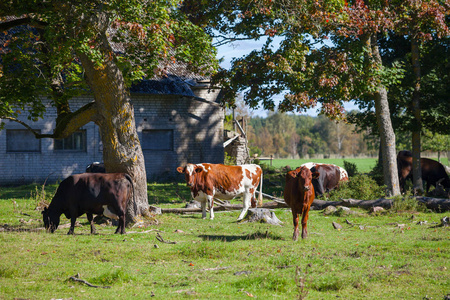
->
<box><xmin>239</xmin><ymin>208</ymin><xmax>283</xmax><ymax>226</ymax></box>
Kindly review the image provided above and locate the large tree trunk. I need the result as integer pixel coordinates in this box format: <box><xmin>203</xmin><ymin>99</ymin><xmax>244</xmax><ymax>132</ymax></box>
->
<box><xmin>411</xmin><ymin>39</ymin><xmax>423</xmax><ymax>192</ymax></box>
<box><xmin>370</xmin><ymin>34</ymin><xmax>401</xmax><ymax>197</ymax></box>
<box><xmin>77</xmin><ymin>15</ymin><xmax>149</xmax><ymax>224</ymax></box>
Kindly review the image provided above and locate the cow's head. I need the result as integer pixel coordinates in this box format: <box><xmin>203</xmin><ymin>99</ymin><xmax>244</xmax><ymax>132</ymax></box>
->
<box><xmin>42</xmin><ymin>207</ymin><xmax>60</xmax><ymax>233</ymax></box>
<box><xmin>296</xmin><ymin>166</ymin><xmax>319</xmax><ymax>192</ymax></box>
<box><xmin>177</xmin><ymin>164</ymin><xmax>203</xmax><ymax>187</ymax></box>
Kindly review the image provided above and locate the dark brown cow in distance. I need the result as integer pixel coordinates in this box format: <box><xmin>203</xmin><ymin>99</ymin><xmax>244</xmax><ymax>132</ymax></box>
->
<box><xmin>284</xmin><ymin>166</ymin><xmax>320</xmax><ymax>241</ymax></box>
<box><xmin>310</xmin><ymin>164</ymin><xmax>341</xmax><ymax>196</ymax></box>
<box><xmin>42</xmin><ymin>173</ymin><xmax>134</xmax><ymax>234</ymax></box>
<box><xmin>301</xmin><ymin>162</ymin><xmax>348</xmax><ymax>196</ymax></box>
<box><xmin>397</xmin><ymin>150</ymin><xmax>450</xmax><ymax>193</ymax></box>
<box><xmin>177</xmin><ymin>163</ymin><xmax>263</xmax><ymax>220</ymax></box>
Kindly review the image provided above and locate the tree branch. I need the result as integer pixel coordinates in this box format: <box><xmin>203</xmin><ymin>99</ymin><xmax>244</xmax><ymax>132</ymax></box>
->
<box><xmin>212</xmin><ymin>34</ymin><xmax>267</xmax><ymax>47</ymax></box>
<box><xmin>0</xmin><ymin>116</ymin><xmax>53</xmax><ymax>138</ymax></box>
<box><xmin>1</xmin><ymin>102</ymin><xmax>98</xmax><ymax>139</ymax></box>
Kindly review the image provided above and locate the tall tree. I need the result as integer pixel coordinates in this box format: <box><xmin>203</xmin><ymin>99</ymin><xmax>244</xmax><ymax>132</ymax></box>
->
<box><xmin>394</xmin><ymin>0</ymin><xmax>450</xmax><ymax>192</ymax></box>
<box><xmin>183</xmin><ymin>0</ymin><xmax>403</xmax><ymax>195</ymax></box>
<box><xmin>0</xmin><ymin>1</ymin><xmax>218</xmax><ymax>222</ymax></box>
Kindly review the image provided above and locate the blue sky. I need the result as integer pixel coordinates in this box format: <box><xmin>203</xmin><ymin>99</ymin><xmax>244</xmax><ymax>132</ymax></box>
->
<box><xmin>215</xmin><ymin>38</ymin><xmax>358</xmax><ymax>117</ymax></box>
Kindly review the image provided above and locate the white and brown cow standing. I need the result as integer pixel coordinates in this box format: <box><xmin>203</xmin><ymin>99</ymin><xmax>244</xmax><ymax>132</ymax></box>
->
<box><xmin>177</xmin><ymin>163</ymin><xmax>263</xmax><ymax>220</ymax></box>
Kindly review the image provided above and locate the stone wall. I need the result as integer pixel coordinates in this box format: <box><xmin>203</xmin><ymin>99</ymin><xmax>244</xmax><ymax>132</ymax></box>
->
<box><xmin>224</xmin><ymin>133</ymin><xmax>249</xmax><ymax>165</ymax></box>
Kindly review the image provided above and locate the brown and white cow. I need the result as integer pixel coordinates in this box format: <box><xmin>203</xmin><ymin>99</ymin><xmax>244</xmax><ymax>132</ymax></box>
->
<box><xmin>284</xmin><ymin>166</ymin><xmax>319</xmax><ymax>240</ymax></box>
<box><xmin>42</xmin><ymin>173</ymin><xmax>133</xmax><ymax>234</ymax></box>
<box><xmin>301</xmin><ymin>162</ymin><xmax>348</xmax><ymax>196</ymax></box>
<box><xmin>397</xmin><ymin>150</ymin><xmax>450</xmax><ymax>193</ymax></box>
<box><xmin>177</xmin><ymin>163</ymin><xmax>263</xmax><ymax>220</ymax></box>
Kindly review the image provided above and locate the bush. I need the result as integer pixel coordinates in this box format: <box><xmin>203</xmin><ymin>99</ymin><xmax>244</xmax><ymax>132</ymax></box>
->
<box><xmin>224</xmin><ymin>152</ymin><xmax>236</xmax><ymax>165</ymax></box>
<box><xmin>343</xmin><ymin>160</ymin><xmax>358</xmax><ymax>177</ymax></box>
<box><xmin>260</xmin><ymin>163</ymin><xmax>278</xmax><ymax>174</ymax></box>
<box><xmin>369</xmin><ymin>160</ymin><xmax>384</xmax><ymax>186</ymax></box>
<box><xmin>326</xmin><ymin>174</ymin><xmax>386</xmax><ymax>201</ymax></box>
<box><xmin>391</xmin><ymin>191</ymin><xmax>427</xmax><ymax>213</ymax></box>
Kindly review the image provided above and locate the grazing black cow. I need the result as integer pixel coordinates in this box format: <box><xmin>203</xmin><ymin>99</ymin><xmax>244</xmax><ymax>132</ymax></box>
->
<box><xmin>42</xmin><ymin>173</ymin><xmax>133</xmax><ymax>234</ymax></box>
<box><xmin>86</xmin><ymin>162</ymin><xmax>106</xmax><ymax>173</ymax></box>
<box><xmin>397</xmin><ymin>150</ymin><xmax>450</xmax><ymax>193</ymax></box>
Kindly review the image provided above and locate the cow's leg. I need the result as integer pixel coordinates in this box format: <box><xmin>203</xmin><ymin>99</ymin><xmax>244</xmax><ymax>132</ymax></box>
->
<box><xmin>200</xmin><ymin>200</ymin><xmax>207</xmax><ymax>219</ymax></box>
<box><xmin>86</xmin><ymin>213</ymin><xmax>97</xmax><ymax>235</ymax></box>
<box><xmin>426</xmin><ymin>181</ymin><xmax>431</xmax><ymax>193</ymax></box>
<box><xmin>207</xmin><ymin>195</ymin><xmax>214</xmax><ymax>220</ymax></box>
<box><xmin>68</xmin><ymin>217</ymin><xmax>76</xmax><ymax>235</ymax></box>
<box><xmin>301</xmin><ymin>205</ymin><xmax>311</xmax><ymax>239</ymax></box>
<box><xmin>292</xmin><ymin>210</ymin><xmax>299</xmax><ymax>241</ymax></box>
<box><xmin>115</xmin><ymin>213</ymin><xmax>126</xmax><ymax>234</ymax></box>
<box><xmin>237</xmin><ymin>193</ymin><xmax>251</xmax><ymax>221</ymax></box>
<box><xmin>250</xmin><ymin>192</ymin><xmax>257</xmax><ymax>208</ymax></box>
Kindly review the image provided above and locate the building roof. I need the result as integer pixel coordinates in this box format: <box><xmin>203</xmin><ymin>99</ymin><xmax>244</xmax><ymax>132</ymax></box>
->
<box><xmin>130</xmin><ymin>75</ymin><xmax>198</xmax><ymax>97</ymax></box>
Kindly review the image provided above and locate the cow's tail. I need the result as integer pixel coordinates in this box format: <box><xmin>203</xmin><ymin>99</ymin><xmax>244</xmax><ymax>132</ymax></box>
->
<box><xmin>258</xmin><ymin>168</ymin><xmax>263</xmax><ymax>207</ymax></box>
<box><xmin>124</xmin><ymin>174</ymin><xmax>135</xmax><ymax>211</ymax></box>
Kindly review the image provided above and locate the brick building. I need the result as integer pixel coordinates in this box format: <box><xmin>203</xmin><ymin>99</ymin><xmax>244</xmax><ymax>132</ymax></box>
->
<box><xmin>0</xmin><ymin>77</ymin><xmax>224</xmax><ymax>185</ymax></box>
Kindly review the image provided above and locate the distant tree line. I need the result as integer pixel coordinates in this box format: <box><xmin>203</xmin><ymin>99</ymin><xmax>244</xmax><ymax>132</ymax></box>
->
<box><xmin>229</xmin><ymin>111</ymin><xmax>449</xmax><ymax>160</ymax></box>
<box><xmin>242</xmin><ymin>112</ymin><xmax>373</xmax><ymax>158</ymax></box>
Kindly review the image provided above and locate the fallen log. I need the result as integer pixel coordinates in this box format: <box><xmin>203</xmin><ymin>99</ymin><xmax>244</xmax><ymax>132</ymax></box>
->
<box><xmin>340</xmin><ymin>198</ymin><xmax>393</xmax><ymax>209</ymax></box>
<box><xmin>160</xmin><ymin>196</ymin><xmax>450</xmax><ymax>214</ymax></box>
<box><xmin>160</xmin><ymin>201</ymin><xmax>287</xmax><ymax>214</ymax></box>
<box><xmin>416</xmin><ymin>197</ymin><xmax>450</xmax><ymax>212</ymax></box>
<box><xmin>310</xmin><ymin>199</ymin><xmax>341</xmax><ymax>210</ymax></box>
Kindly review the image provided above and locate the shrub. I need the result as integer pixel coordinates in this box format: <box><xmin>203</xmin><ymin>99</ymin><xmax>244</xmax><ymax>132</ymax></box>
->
<box><xmin>391</xmin><ymin>191</ymin><xmax>427</xmax><ymax>213</ymax></box>
<box><xmin>224</xmin><ymin>151</ymin><xmax>236</xmax><ymax>165</ymax></box>
<box><xmin>343</xmin><ymin>160</ymin><xmax>358</xmax><ymax>177</ymax></box>
<box><xmin>260</xmin><ymin>163</ymin><xmax>278</xmax><ymax>174</ymax></box>
<box><xmin>368</xmin><ymin>160</ymin><xmax>384</xmax><ymax>186</ymax></box>
<box><xmin>326</xmin><ymin>174</ymin><xmax>386</xmax><ymax>201</ymax></box>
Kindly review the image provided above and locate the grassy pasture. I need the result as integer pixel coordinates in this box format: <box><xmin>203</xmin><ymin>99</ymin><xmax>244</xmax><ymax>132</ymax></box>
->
<box><xmin>1</xmin><ymin>180</ymin><xmax>450</xmax><ymax>299</ymax></box>
<box><xmin>261</xmin><ymin>158</ymin><xmax>378</xmax><ymax>173</ymax></box>
<box><xmin>259</xmin><ymin>157</ymin><xmax>449</xmax><ymax>174</ymax></box>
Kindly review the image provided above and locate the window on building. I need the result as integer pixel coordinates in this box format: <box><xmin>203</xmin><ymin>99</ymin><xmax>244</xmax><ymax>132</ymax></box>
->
<box><xmin>54</xmin><ymin>130</ymin><xmax>86</xmax><ymax>151</ymax></box>
<box><xmin>6</xmin><ymin>129</ymin><xmax>41</xmax><ymax>152</ymax></box>
<box><xmin>142</xmin><ymin>129</ymin><xmax>173</xmax><ymax>150</ymax></box>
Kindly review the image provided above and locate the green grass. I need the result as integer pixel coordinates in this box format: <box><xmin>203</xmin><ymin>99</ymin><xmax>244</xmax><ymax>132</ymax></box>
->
<box><xmin>259</xmin><ymin>158</ymin><xmax>378</xmax><ymax>173</ymax></box>
<box><xmin>1</xmin><ymin>182</ymin><xmax>450</xmax><ymax>299</ymax></box>
<box><xmin>258</xmin><ymin>157</ymin><xmax>449</xmax><ymax>174</ymax></box>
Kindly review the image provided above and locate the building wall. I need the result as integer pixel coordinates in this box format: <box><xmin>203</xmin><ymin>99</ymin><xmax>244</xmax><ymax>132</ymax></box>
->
<box><xmin>0</xmin><ymin>91</ymin><xmax>224</xmax><ymax>184</ymax></box>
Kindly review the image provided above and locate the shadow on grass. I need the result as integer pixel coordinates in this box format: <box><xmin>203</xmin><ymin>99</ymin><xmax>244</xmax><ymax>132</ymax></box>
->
<box><xmin>0</xmin><ymin>224</ymin><xmax>45</xmax><ymax>232</ymax></box>
<box><xmin>199</xmin><ymin>230</ymin><xmax>285</xmax><ymax>242</ymax></box>
<box><xmin>147</xmin><ymin>182</ymin><xmax>192</xmax><ymax>205</ymax></box>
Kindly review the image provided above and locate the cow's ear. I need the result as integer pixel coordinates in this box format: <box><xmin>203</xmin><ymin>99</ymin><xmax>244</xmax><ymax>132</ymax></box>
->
<box><xmin>176</xmin><ymin>166</ymin><xmax>185</xmax><ymax>173</ymax></box>
<box><xmin>292</xmin><ymin>168</ymin><xmax>301</xmax><ymax>177</ymax></box>
<box><xmin>312</xmin><ymin>172</ymin><xmax>320</xmax><ymax>179</ymax></box>
<box><xmin>195</xmin><ymin>166</ymin><xmax>203</xmax><ymax>173</ymax></box>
